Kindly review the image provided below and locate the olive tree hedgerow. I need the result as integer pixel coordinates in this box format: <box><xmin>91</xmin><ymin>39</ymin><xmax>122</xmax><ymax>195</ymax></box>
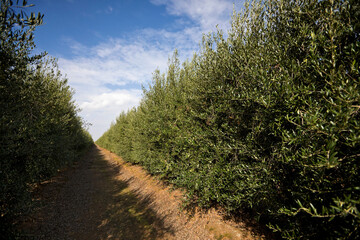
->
<box><xmin>97</xmin><ymin>0</ymin><xmax>359</xmax><ymax>238</ymax></box>
<box><xmin>0</xmin><ymin>0</ymin><xmax>93</xmax><ymax>237</ymax></box>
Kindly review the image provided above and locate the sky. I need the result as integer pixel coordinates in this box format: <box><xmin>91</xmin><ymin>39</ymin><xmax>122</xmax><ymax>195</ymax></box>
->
<box><xmin>30</xmin><ymin>0</ymin><xmax>244</xmax><ymax>140</ymax></box>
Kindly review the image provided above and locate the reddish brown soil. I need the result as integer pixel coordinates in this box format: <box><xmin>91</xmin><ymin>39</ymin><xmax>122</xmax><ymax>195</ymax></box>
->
<box><xmin>17</xmin><ymin>145</ymin><xmax>269</xmax><ymax>240</ymax></box>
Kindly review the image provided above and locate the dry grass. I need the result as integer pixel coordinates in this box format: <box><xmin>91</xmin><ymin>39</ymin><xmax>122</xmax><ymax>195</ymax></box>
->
<box><xmin>101</xmin><ymin>146</ymin><xmax>268</xmax><ymax>240</ymax></box>
<box><xmin>17</xmin><ymin>145</ymin><xmax>270</xmax><ymax>240</ymax></box>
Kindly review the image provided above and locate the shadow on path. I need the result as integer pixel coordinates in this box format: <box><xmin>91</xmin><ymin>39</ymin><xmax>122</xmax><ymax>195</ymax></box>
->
<box><xmin>20</xmin><ymin>145</ymin><xmax>174</xmax><ymax>240</ymax></box>
<box><xmin>93</xmin><ymin>146</ymin><xmax>174</xmax><ymax>240</ymax></box>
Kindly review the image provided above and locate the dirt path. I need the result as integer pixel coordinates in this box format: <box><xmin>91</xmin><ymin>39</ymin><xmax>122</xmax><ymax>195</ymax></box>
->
<box><xmin>18</xmin><ymin>145</ymin><xmax>267</xmax><ymax>240</ymax></box>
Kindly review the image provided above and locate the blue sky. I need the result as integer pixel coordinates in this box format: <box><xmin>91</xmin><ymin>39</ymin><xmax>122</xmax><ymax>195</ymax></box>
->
<box><xmin>30</xmin><ymin>0</ymin><xmax>244</xmax><ymax>140</ymax></box>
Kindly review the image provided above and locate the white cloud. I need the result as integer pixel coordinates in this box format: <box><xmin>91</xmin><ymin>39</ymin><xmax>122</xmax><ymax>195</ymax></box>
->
<box><xmin>59</xmin><ymin>30</ymin><xmax>197</xmax><ymax>89</ymax></box>
<box><xmin>59</xmin><ymin>27</ymin><xmax>199</xmax><ymax>140</ymax></box>
<box><xmin>56</xmin><ymin>1</ymin><xmax>244</xmax><ymax>140</ymax></box>
<box><xmin>79</xmin><ymin>89</ymin><xmax>142</xmax><ymax>139</ymax></box>
<box><xmin>62</xmin><ymin>37</ymin><xmax>88</xmax><ymax>56</ymax></box>
<box><xmin>150</xmin><ymin>0</ymin><xmax>241</xmax><ymax>32</ymax></box>
<box><xmin>80</xmin><ymin>89</ymin><xmax>142</xmax><ymax>111</ymax></box>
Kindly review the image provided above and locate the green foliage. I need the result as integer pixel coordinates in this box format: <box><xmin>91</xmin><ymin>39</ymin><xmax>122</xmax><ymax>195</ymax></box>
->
<box><xmin>0</xmin><ymin>0</ymin><xmax>93</xmax><ymax>237</ymax></box>
<box><xmin>97</xmin><ymin>0</ymin><xmax>359</xmax><ymax>239</ymax></box>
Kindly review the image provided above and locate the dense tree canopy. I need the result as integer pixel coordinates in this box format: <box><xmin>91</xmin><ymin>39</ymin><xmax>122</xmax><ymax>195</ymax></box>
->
<box><xmin>97</xmin><ymin>0</ymin><xmax>360</xmax><ymax>238</ymax></box>
<box><xmin>0</xmin><ymin>0</ymin><xmax>93</xmax><ymax>237</ymax></box>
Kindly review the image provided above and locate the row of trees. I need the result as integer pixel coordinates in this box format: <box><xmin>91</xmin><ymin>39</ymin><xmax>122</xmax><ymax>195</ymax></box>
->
<box><xmin>97</xmin><ymin>0</ymin><xmax>359</xmax><ymax>238</ymax></box>
<box><xmin>0</xmin><ymin>0</ymin><xmax>93</xmax><ymax>237</ymax></box>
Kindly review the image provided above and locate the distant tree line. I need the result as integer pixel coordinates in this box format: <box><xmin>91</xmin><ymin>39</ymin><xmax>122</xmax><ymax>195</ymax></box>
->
<box><xmin>97</xmin><ymin>0</ymin><xmax>359</xmax><ymax>239</ymax></box>
<box><xmin>0</xmin><ymin>0</ymin><xmax>93</xmax><ymax>237</ymax></box>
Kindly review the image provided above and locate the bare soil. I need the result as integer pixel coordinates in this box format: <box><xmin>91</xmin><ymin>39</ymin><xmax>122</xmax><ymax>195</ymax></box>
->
<box><xmin>17</xmin><ymin>145</ymin><xmax>269</xmax><ymax>240</ymax></box>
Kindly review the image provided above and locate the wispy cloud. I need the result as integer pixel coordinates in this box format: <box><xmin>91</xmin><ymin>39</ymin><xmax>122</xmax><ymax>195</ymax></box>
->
<box><xmin>96</xmin><ymin>5</ymin><xmax>114</xmax><ymax>15</ymax></box>
<box><xmin>59</xmin><ymin>39</ymin><xmax>168</xmax><ymax>87</ymax></box>
<box><xmin>59</xmin><ymin>27</ymin><xmax>199</xmax><ymax>140</ymax></box>
<box><xmin>107</xmin><ymin>6</ymin><xmax>113</xmax><ymax>14</ymax></box>
<box><xmin>150</xmin><ymin>0</ymin><xmax>241</xmax><ymax>32</ymax></box>
<box><xmin>56</xmin><ymin>0</ymin><xmax>243</xmax><ymax>140</ymax></box>
<box><xmin>59</xmin><ymin>28</ymin><xmax>198</xmax><ymax>89</ymax></box>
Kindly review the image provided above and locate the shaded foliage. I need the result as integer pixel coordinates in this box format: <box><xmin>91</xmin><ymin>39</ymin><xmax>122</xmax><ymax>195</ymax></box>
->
<box><xmin>97</xmin><ymin>0</ymin><xmax>359</xmax><ymax>239</ymax></box>
<box><xmin>0</xmin><ymin>0</ymin><xmax>93</xmax><ymax>237</ymax></box>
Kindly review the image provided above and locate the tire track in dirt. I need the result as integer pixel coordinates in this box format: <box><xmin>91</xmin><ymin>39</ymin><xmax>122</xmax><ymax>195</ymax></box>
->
<box><xmin>18</xmin><ymin>145</ymin><xmax>268</xmax><ymax>240</ymax></box>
